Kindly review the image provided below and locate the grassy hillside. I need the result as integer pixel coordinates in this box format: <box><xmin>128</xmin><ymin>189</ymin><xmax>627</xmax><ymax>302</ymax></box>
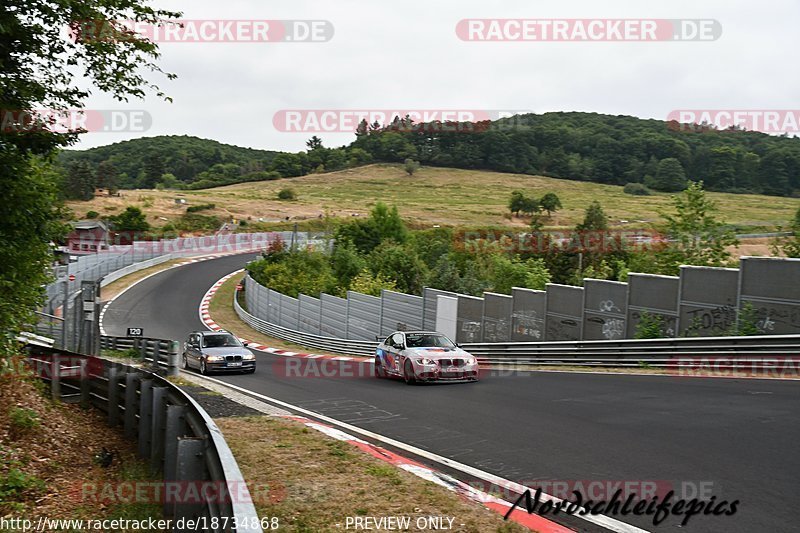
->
<box><xmin>65</xmin><ymin>164</ymin><xmax>799</xmax><ymax>232</ymax></box>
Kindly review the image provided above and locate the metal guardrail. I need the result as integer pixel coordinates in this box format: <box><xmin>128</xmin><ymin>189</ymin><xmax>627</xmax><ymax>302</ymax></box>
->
<box><xmin>234</xmin><ymin>292</ymin><xmax>379</xmax><ymax>357</ymax></box>
<box><xmin>25</xmin><ymin>344</ymin><xmax>263</xmax><ymax>532</ymax></box>
<box><xmin>235</xmin><ymin>288</ymin><xmax>800</xmax><ymax>367</ymax></box>
<box><xmin>100</xmin><ymin>335</ymin><xmax>179</xmax><ymax>371</ymax></box>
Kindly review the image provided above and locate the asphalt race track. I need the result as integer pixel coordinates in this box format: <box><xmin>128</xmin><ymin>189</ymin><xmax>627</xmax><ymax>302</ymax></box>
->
<box><xmin>102</xmin><ymin>254</ymin><xmax>800</xmax><ymax>533</ymax></box>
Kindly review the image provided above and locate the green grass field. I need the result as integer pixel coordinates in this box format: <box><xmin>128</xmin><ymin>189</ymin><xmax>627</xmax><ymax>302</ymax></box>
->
<box><xmin>68</xmin><ymin>164</ymin><xmax>800</xmax><ymax>231</ymax></box>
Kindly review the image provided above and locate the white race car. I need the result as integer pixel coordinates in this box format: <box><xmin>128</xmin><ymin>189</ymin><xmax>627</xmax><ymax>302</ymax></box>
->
<box><xmin>374</xmin><ymin>331</ymin><xmax>479</xmax><ymax>384</ymax></box>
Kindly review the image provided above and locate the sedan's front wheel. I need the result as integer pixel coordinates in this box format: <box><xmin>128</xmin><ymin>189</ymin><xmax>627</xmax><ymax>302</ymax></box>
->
<box><xmin>374</xmin><ymin>356</ymin><xmax>385</xmax><ymax>378</ymax></box>
<box><xmin>200</xmin><ymin>358</ymin><xmax>208</xmax><ymax>375</ymax></box>
<box><xmin>182</xmin><ymin>353</ymin><xmax>189</xmax><ymax>370</ymax></box>
<box><xmin>403</xmin><ymin>360</ymin><xmax>417</xmax><ymax>385</ymax></box>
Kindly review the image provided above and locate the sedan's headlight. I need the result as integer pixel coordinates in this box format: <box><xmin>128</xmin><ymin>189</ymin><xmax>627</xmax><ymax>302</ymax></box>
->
<box><xmin>243</xmin><ymin>353</ymin><xmax>255</xmax><ymax>360</ymax></box>
<box><xmin>416</xmin><ymin>358</ymin><xmax>437</xmax><ymax>366</ymax></box>
<box><xmin>206</xmin><ymin>355</ymin><xmax>224</xmax><ymax>362</ymax></box>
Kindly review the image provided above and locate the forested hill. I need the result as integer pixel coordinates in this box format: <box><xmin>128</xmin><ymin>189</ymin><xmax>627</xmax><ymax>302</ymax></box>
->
<box><xmin>351</xmin><ymin>111</ymin><xmax>800</xmax><ymax>196</ymax></box>
<box><xmin>60</xmin><ymin>113</ymin><xmax>800</xmax><ymax>197</ymax></box>
<box><xmin>58</xmin><ymin>135</ymin><xmax>283</xmax><ymax>190</ymax></box>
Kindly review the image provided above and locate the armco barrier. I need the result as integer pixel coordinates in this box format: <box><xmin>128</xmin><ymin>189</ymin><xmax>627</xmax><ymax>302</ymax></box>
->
<box><xmin>234</xmin><ymin>291</ymin><xmax>378</xmax><ymax>357</ymax></box>
<box><xmin>234</xmin><ymin>281</ymin><xmax>800</xmax><ymax>367</ymax></box>
<box><xmin>462</xmin><ymin>334</ymin><xmax>800</xmax><ymax>368</ymax></box>
<box><xmin>100</xmin><ymin>335</ymin><xmax>180</xmax><ymax>373</ymax></box>
<box><xmin>25</xmin><ymin>344</ymin><xmax>263</xmax><ymax>532</ymax></box>
<box><xmin>100</xmin><ymin>253</ymin><xmax>175</xmax><ymax>287</ymax></box>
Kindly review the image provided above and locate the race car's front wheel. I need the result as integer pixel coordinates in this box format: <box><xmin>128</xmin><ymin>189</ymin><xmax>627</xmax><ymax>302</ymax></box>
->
<box><xmin>403</xmin><ymin>360</ymin><xmax>417</xmax><ymax>385</ymax></box>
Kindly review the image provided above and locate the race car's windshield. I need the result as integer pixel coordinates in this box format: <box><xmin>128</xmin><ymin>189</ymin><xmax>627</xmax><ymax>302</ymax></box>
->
<box><xmin>405</xmin><ymin>334</ymin><xmax>456</xmax><ymax>348</ymax></box>
<box><xmin>203</xmin><ymin>334</ymin><xmax>242</xmax><ymax>348</ymax></box>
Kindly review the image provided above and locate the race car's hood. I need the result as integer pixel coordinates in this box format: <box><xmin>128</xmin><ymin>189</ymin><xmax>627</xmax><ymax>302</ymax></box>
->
<box><xmin>405</xmin><ymin>347</ymin><xmax>471</xmax><ymax>359</ymax></box>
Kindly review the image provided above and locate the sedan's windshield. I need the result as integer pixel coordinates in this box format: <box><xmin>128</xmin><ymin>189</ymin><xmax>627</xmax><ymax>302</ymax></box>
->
<box><xmin>203</xmin><ymin>334</ymin><xmax>242</xmax><ymax>348</ymax></box>
<box><xmin>405</xmin><ymin>333</ymin><xmax>455</xmax><ymax>348</ymax></box>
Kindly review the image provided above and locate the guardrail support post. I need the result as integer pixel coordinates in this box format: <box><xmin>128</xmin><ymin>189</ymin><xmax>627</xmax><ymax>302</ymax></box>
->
<box><xmin>150</xmin><ymin>387</ymin><xmax>168</xmax><ymax>474</ymax></box>
<box><xmin>173</xmin><ymin>438</ymin><xmax>206</xmax><ymax>524</ymax></box>
<box><xmin>124</xmin><ymin>372</ymin><xmax>138</xmax><ymax>439</ymax></box>
<box><xmin>107</xmin><ymin>366</ymin><xmax>120</xmax><ymax>426</ymax></box>
<box><xmin>138</xmin><ymin>379</ymin><xmax>153</xmax><ymax>458</ymax></box>
<box><xmin>51</xmin><ymin>355</ymin><xmax>61</xmax><ymax>401</ymax></box>
<box><xmin>163</xmin><ymin>405</ymin><xmax>187</xmax><ymax>477</ymax></box>
<box><xmin>79</xmin><ymin>359</ymin><xmax>90</xmax><ymax>409</ymax></box>
<box><xmin>162</xmin><ymin>404</ymin><xmax>187</xmax><ymax>518</ymax></box>
<box><xmin>167</xmin><ymin>341</ymin><xmax>180</xmax><ymax>377</ymax></box>
<box><xmin>139</xmin><ymin>338</ymin><xmax>147</xmax><ymax>363</ymax></box>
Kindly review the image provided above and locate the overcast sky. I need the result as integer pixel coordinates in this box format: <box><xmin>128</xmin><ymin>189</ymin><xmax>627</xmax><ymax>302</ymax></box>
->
<box><xmin>73</xmin><ymin>0</ymin><xmax>799</xmax><ymax>152</ymax></box>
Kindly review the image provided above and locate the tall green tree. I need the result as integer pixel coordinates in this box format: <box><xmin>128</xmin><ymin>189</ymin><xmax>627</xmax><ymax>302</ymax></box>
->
<box><xmin>0</xmin><ymin>0</ymin><xmax>179</xmax><ymax>353</ymax></box>
<box><xmin>539</xmin><ymin>192</ymin><xmax>562</xmax><ymax>216</ymax></box>
<box><xmin>404</xmin><ymin>158</ymin><xmax>420</xmax><ymax>176</ymax></box>
<box><xmin>576</xmin><ymin>201</ymin><xmax>609</xmax><ymax>232</ymax></box>
<box><xmin>96</xmin><ymin>159</ymin><xmax>118</xmax><ymax>193</ymax></box>
<box><xmin>660</xmin><ymin>181</ymin><xmax>738</xmax><ymax>268</ymax></box>
<box><xmin>109</xmin><ymin>206</ymin><xmax>150</xmax><ymax>233</ymax></box>
<box><xmin>508</xmin><ymin>191</ymin><xmax>526</xmax><ymax>216</ymax></box>
<box><xmin>143</xmin><ymin>153</ymin><xmax>165</xmax><ymax>188</ymax></box>
<box><xmin>653</xmin><ymin>158</ymin><xmax>687</xmax><ymax>192</ymax></box>
<box><xmin>64</xmin><ymin>160</ymin><xmax>96</xmax><ymax>200</ymax></box>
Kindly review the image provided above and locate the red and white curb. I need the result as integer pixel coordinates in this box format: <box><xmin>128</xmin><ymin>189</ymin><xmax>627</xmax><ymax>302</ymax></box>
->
<box><xmin>280</xmin><ymin>413</ymin><xmax>573</xmax><ymax>532</ymax></box>
<box><xmin>200</xmin><ymin>271</ymin><xmax>366</xmax><ymax>362</ymax></box>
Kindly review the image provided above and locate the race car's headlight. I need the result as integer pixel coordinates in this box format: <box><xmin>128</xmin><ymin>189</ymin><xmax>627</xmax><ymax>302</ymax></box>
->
<box><xmin>416</xmin><ymin>358</ymin><xmax>437</xmax><ymax>366</ymax></box>
<box><xmin>465</xmin><ymin>357</ymin><xmax>477</xmax><ymax>365</ymax></box>
<box><xmin>243</xmin><ymin>353</ymin><xmax>255</xmax><ymax>360</ymax></box>
<box><xmin>206</xmin><ymin>355</ymin><xmax>224</xmax><ymax>362</ymax></box>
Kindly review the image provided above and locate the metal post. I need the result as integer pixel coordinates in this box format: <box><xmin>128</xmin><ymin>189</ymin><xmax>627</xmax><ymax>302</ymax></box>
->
<box><xmin>79</xmin><ymin>359</ymin><xmax>90</xmax><ymax>409</ymax></box>
<box><xmin>139</xmin><ymin>338</ymin><xmax>147</xmax><ymax>362</ymax></box>
<box><xmin>51</xmin><ymin>354</ymin><xmax>61</xmax><ymax>401</ymax></box>
<box><xmin>124</xmin><ymin>372</ymin><xmax>138</xmax><ymax>439</ymax></box>
<box><xmin>163</xmin><ymin>405</ymin><xmax>187</xmax><ymax>484</ymax></box>
<box><xmin>138</xmin><ymin>379</ymin><xmax>153</xmax><ymax>458</ymax></box>
<box><xmin>167</xmin><ymin>341</ymin><xmax>180</xmax><ymax>377</ymax></box>
<box><xmin>150</xmin><ymin>387</ymin><xmax>168</xmax><ymax>473</ymax></box>
<box><xmin>107</xmin><ymin>366</ymin><xmax>120</xmax><ymax>426</ymax></box>
<box><xmin>61</xmin><ymin>280</ymin><xmax>68</xmax><ymax>349</ymax></box>
<box><xmin>173</xmin><ymin>438</ymin><xmax>206</xmax><ymax>524</ymax></box>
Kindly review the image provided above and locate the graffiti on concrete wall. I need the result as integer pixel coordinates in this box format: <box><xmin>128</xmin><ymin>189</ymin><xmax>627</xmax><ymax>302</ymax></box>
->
<box><xmin>547</xmin><ymin>318</ymin><xmax>580</xmax><ymax>341</ymax></box>
<box><xmin>460</xmin><ymin>320</ymin><xmax>482</xmax><ymax>342</ymax></box>
<box><xmin>483</xmin><ymin>318</ymin><xmax>509</xmax><ymax>342</ymax></box>
<box><xmin>683</xmin><ymin>305</ymin><xmax>736</xmax><ymax>335</ymax></box>
<box><xmin>512</xmin><ymin>310</ymin><xmax>543</xmax><ymax>340</ymax></box>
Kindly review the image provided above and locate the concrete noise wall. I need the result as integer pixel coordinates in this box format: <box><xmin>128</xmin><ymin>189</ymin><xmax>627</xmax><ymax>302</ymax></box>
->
<box><xmin>243</xmin><ymin>257</ymin><xmax>800</xmax><ymax>342</ymax></box>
